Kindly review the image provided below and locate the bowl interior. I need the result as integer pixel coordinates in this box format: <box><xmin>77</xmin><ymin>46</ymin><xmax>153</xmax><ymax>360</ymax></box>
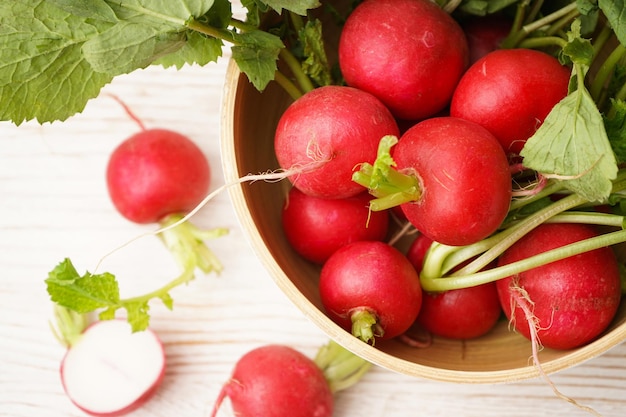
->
<box><xmin>219</xmin><ymin>4</ymin><xmax>626</xmax><ymax>383</ymax></box>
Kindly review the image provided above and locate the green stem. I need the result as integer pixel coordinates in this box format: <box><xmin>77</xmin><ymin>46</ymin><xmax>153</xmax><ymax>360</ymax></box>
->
<box><xmin>49</xmin><ymin>305</ymin><xmax>89</xmax><ymax>348</ymax></box>
<box><xmin>518</xmin><ymin>36</ymin><xmax>567</xmax><ymax>50</ymax></box>
<box><xmin>186</xmin><ymin>18</ymin><xmax>238</xmax><ymax>44</ymax></box>
<box><xmin>590</xmin><ymin>43</ymin><xmax>626</xmax><ymax>105</ymax></box>
<box><xmin>274</xmin><ymin>70</ymin><xmax>304</xmax><ymax>100</ymax></box>
<box><xmin>350</xmin><ymin>308</ymin><xmax>382</xmax><ymax>344</ymax></box>
<box><xmin>451</xmin><ymin>192</ymin><xmax>588</xmax><ymax>277</ymax></box>
<box><xmin>314</xmin><ymin>340</ymin><xmax>372</xmax><ymax>394</ymax></box>
<box><xmin>279</xmin><ymin>48</ymin><xmax>315</xmax><ymax>93</ymax></box>
<box><xmin>121</xmin><ymin>264</ymin><xmax>195</xmax><ymax>306</ymax></box>
<box><xmin>420</xmin><ymin>228</ymin><xmax>626</xmax><ymax>292</ymax></box>
<box><xmin>501</xmin><ymin>2</ymin><xmax>578</xmax><ymax>49</ymax></box>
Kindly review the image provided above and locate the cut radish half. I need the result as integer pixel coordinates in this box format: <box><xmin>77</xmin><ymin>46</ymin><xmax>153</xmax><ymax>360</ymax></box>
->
<box><xmin>60</xmin><ymin>319</ymin><xmax>166</xmax><ymax>416</ymax></box>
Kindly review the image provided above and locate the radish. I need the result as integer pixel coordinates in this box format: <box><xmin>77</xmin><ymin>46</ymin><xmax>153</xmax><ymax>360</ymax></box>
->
<box><xmin>450</xmin><ymin>48</ymin><xmax>570</xmax><ymax>155</ymax></box>
<box><xmin>52</xmin><ymin>307</ymin><xmax>165</xmax><ymax>416</ymax></box>
<box><xmin>338</xmin><ymin>0</ymin><xmax>468</xmax><ymax>121</ymax></box>
<box><xmin>497</xmin><ymin>223</ymin><xmax>622</xmax><ymax>350</ymax></box>
<box><xmin>319</xmin><ymin>240</ymin><xmax>422</xmax><ymax>343</ymax></box>
<box><xmin>105</xmin><ymin>95</ymin><xmax>227</xmax><ymax>275</ymax></box>
<box><xmin>353</xmin><ymin>117</ymin><xmax>512</xmax><ymax>246</ymax></box>
<box><xmin>462</xmin><ymin>15</ymin><xmax>512</xmax><ymax>65</ymax></box>
<box><xmin>407</xmin><ymin>234</ymin><xmax>502</xmax><ymax>340</ymax></box>
<box><xmin>106</xmin><ymin>128</ymin><xmax>211</xmax><ymax>225</ymax></box>
<box><xmin>210</xmin><ymin>341</ymin><xmax>371</xmax><ymax>417</ymax></box>
<box><xmin>274</xmin><ymin>85</ymin><xmax>399</xmax><ymax>199</ymax></box>
<box><xmin>282</xmin><ymin>187</ymin><xmax>390</xmax><ymax>264</ymax></box>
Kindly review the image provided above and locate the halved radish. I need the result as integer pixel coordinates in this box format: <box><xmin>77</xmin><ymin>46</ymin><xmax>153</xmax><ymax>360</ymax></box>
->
<box><xmin>60</xmin><ymin>319</ymin><xmax>166</xmax><ymax>416</ymax></box>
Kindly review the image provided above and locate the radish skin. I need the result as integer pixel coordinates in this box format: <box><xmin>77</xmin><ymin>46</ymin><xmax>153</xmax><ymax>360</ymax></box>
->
<box><xmin>210</xmin><ymin>344</ymin><xmax>334</xmax><ymax>417</ymax></box>
<box><xmin>60</xmin><ymin>320</ymin><xmax>166</xmax><ymax>417</ymax></box>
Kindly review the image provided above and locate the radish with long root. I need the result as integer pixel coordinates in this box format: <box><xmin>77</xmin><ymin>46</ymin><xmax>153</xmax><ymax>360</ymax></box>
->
<box><xmin>51</xmin><ymin>306</ymin><xmax>166</xmax><ymax>416</ymax></box>
<box><xmin>210</xmin><ymin>341</ymin><xmax>371</xmax><ymax>417</ymax></box>
<box><xmin>105</xmin><ymin>94</ymin><xmax>227</xmax><ymax>276</ymax></box>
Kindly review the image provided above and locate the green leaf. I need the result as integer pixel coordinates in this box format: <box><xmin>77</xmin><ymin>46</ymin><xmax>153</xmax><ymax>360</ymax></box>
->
<box><xmin>599</xmin><ymin>0</ymin><xmax>626</xmax><ymax>47</ymax></box>
<box><xmin>232</xmin><ymin>29</ymin><xmax>284</xmax><ymax>90</ymax></box>
<box><xmin>154</xmin><ymin>30</ymin><xmax>223</xmax><ymax>69</ymax></box>
<box><xmin>0</xmin><ymin>1</ymin><xmax>114</xmax><ymax>124</ymax></box>
<box><xmin>124</xmin><ymin>301</ymin><xmax>151</xmax><ymax>332</ymax></box>
<box><xmin>83</xmin><ymin>21</ymin><xmax>186</xmax><ymax>75</ymax></box>
<box><xmin>46</xmin><ymin>259</ymin><xmax>122</xmax><ymax>313</ymax></box>
<box><xmin>83</xmin><ymin>0</ymin><xmax>218</xmax><ymax>75</ymax></box>
<box><xmin>47</xmin><ymin>0</ymin><xmax>119</xmax><ymax>22</ymax></box>
<box><xmin>261</xmin><ymin>0</ymin><xmax>321</xmax><ymax>15</ymax></box>
<box><xmin>520</xmin><ymin>86</ymin><xmax>618</xmax><ymax>203</ymax></box>
<box><xmin>299</xmin><ymin>19</ymin><xmax>332</xmax><ymax>87</ymax></box>
<box><xmin>605</xmin><ymin>99</ymin><xmax>626</xmax><ymax>164</ymax></box>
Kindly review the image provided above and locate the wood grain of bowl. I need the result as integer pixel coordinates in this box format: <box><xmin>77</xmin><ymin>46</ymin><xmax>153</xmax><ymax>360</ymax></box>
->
<box><xmin>219</xmin><ymin>3</ymin><xmax>626</xmax><ymax>383</ymax></box>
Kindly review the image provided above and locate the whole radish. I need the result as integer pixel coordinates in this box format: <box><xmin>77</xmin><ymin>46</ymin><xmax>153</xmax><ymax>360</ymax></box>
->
<box><xmin>497</xmin><ymin>223</ymin><xmax>622</xmax><ymax>350</ymax></box>
<box><xmin>274</xmin><ymin>85</ymin><xmax>399</xmax><ymax>199</ymax></box>
<box><xmin>211</xmin><ymin>345</ymin><xmax>332</xmax><ymax>417</ymax></box>
<box><xmin>282</xmin><ymin>188</ymin><xmax>390</xmax><ymax>264</ymax></box>
<box><xmin>107</xmin><ymin>128</ymin><xmax>210</xmax><ymax>224</ymax></box>
<box><xmin>105</xmin><ymin>96</ymin><xmax>227</xmax><ymax>276</ymax></box>
<box><xmin>355</xmin><ymin>117</ymin><xmax>511</xmax><ymax>247</ymax></box>
<box><xmin>52</xmin><ymin>308</ymin><xmax>166</xmax><ymax>417</ymax></box>
<box><xmin>450</xmin><ymin>48</ymin><xmax>570</xmax><ymax>155</ymax></box>
<box><xmin>319</xmin><ymin>240</ymin><xmax>422</xmax><ymax>343</ymax></box>
<box><xmin>338</xmin><ymin>0</ymin><xmax>468</xmax><ymax>121</ymax></box>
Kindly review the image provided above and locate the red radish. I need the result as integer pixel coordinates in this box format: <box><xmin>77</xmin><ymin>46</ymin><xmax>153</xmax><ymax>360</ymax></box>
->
<box><xmin>407</xmin><ymin>234</ymin><xmax>502</xmax><ymax>339</ymax></box>
<box><xmin>210</xmin><ymin>344</ymin><xmax>334</xmax><ymax>417</ymax></box>
<box><xmin>104</xmin><ymin>96</ymin><xmax>226</xmax><ymax>276</ymax></box>
<box><xmin>274</xmin><ymin>85</ymin><xmax>399</xmax><ymax>199</ymax></box>
<box><xmin>106</xmin><ymin>128</ymin><xmax>210</xmax><ymax>224</ymax></box>
<box><xmin>338</xmin><ymin>0</ymin><xmax>468</xmax><ymax>121</ymax></box>
<box><xmin>282</xmin><ymin>188</ymin><xmax>390</xmax><ymax>264</ymax></box>
<box><xmin>450</xmin><ymin>48</ymin><xmax>570</xmax><ymax>155</ymax></box>
<box><xmin>393</xmin><ymin>117</ymin><xmax>511</xmax><ymax>246</ymax></box>
<box><xmin>319</xmin><ymin>240</ymin><xmax>422</xmax><ymax>343</ymax></box>
<box><xmin>497</xmin><ymin>223</ymin><xmax>622</xmax><ymax>350</ymax></box>
<box><xmin>462</xmin><ymin>15</ymin><xmax>512</xmax><ymax>64</ymax></box>
<box><xmin>60</xmin><ymin>319</ymin><xmax>166</xmax><ymax>416</ymax></box>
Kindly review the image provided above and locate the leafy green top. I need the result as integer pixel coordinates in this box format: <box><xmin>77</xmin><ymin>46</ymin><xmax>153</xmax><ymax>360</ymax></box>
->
<box><xmin>0</xmin><ymin>0</ymin><xmax>321</xmax><ymax>125</ymax></box>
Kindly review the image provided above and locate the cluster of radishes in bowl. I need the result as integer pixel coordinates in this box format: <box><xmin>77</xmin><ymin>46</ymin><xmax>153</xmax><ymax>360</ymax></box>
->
<box><xmin>267</xmin><ymin>0</ymin><xmax>624</xmax><ymax>358</ymax></box>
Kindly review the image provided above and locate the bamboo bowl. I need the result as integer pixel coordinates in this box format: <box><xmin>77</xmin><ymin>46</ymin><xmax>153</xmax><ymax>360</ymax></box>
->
<box><xmin>219</xmin><ymin>5</ymin><xmax>626</xmax><ymax>382</ymax></box>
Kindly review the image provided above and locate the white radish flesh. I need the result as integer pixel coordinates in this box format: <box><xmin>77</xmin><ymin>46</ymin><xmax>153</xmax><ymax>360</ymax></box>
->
<box><xmin>60</xmin><ymin>319</ymin><xmax>166</xmax><ymax>416</ymax></box>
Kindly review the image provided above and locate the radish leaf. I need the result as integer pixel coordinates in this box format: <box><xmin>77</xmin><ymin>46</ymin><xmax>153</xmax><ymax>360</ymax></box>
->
<box><xmin>520</xmin><ymin>83</ymin><xmax>617</xmax><ymax>202</ymax></box>
<box><xmin>599</xmin><ymin>0</ymin><xmax>626</xmax><ymax>46</ymax></box>
<box><xmin>261</xmin><ymin>0</ymin><xmax>321</xmax><ymax>15</ymax></box>
<box><xmin>520</xmin><ymin>20</ymin><xmax>618</xmax><ymax>203</ymax></box>
<box><xmin>231</xmin><ymin>30</ymin><xmax>284</xmax><ymax>90</ymax></box>
<box><xmin>45</xmin><ymin>258</ymin><xmax>195</xmax><ymax>332</ymax></box>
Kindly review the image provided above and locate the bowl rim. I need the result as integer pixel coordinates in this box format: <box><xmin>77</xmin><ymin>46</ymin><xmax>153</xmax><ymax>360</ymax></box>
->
<box><xmin>219</xmin><ymin>59</ymin><xmax>626</xmax><ymax>383</ymax></box>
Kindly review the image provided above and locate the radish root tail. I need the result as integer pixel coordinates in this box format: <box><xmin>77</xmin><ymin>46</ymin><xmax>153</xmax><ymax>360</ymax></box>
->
<box><xmin>509</xmin><ymin>281</ymin><xmax>604</xmax><ymax>417</ymax></box>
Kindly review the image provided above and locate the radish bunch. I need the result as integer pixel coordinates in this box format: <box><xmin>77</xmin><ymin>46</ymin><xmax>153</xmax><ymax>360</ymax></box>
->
<box><xmin>271</xmin><ymin>0</ymin><xmax>626</xmax><ymax>360</ymax></box>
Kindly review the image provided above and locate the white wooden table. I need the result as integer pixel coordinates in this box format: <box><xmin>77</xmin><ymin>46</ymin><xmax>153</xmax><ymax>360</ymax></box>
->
<box><xmin>1</xmin><ymin>46</ymin><xmax>626</xmax><ymax>417</ymax></box>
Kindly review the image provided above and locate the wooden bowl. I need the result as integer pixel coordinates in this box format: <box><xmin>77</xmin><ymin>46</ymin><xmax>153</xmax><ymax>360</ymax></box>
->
<box><xmin>219</xmin><ymin>5</ymin><xmax>626</xmax><ymax>383</ymax></box>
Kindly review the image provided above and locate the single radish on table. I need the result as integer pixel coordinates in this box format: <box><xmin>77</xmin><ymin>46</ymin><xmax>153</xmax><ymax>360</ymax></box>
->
<box><xmin>51</xmin><ymin>306</ymin><xmax>166</xmax><ymax>417</ymax></box>
<box><xmin>338</xmin><ymin>0</ymin><xmax>468</xmax><ymax>121</ymax></box>
<box><xmin>210</xmin><ymin>341</ymin><xmax>371</xmax><ymax>417</ymax></box>
<box><xmin>497</xmin><ymin>222</ymin><xmax>622</xmax><ymax>350</ymax></box>
<box><xmin>274</xmin><ymin>85</ymin><xmax>399</xmax><ymax>199</ymax></box>
<box><xmin>353</xmin><ymin>117</ymin><xmax>512</xmax><ymax>247</ymax></box>
<box><xmin>282</xmin><ymin>187</ymin><xmax>390</xmax><ymax>264</ymax></box>
<box><xmin>105</xmin><ymin>96</ymin><xmax>227</xmax><ymax>276</ymax></box>
<box><xmin>319</xmin><ymin>240</ymin><xmax>422</xmax><ymax>344</ymax></box>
